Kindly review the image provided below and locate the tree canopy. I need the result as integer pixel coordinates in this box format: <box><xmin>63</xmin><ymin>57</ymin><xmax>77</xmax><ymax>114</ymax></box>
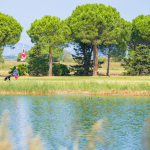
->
<box><xmin>99</xmin><ymin>18</ymin><xmax>131</xmax><ymax>75</ymax></box>
<box><xmin>27</xmin><ymin>15</ymin><xmax>71</xmax><ymax>76</ymax></box>
<box><xmin>131</xmin><ymin>14</ymin><xmax>150</xmax><ymax>50</ymax></box>
<box><xmin>0</xmin><ymin>12</ymin><xmax>23</xmax><ymax>47</ymax></box>
<box><xmin>0</xmin><ymin>12</ymin><xmax>23</xmax><ymax>60</ymax></box>
<box><xmin>67</xmin><ymin>4</ymin><xmax>130</xmax><ymax>76</ymax></box>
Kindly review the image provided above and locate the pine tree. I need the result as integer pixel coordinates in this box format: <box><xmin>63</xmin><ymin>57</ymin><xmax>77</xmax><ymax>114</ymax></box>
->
<box><xmin>28</xmin><ymin>45</ymin><xmax>49</xmax><ymax>76</ymax></box>
<box><xmin>72</xmin><ymin>41</ymin><xmax>103</xmax><ymax>76</ymax></box>
<box><xmin>121</xmin><ymin>45</ymin><xmax>150</xmax><ymax>75</ymax></box>
<box><xmin>27</xmin><ymin>15</ymin><xmax>70</xmax><ymax>76</ymax></box>
<box><xmin>67</xmin><ymin>4</ymin><xmax>131</xmax><ymax>76</ymax></box>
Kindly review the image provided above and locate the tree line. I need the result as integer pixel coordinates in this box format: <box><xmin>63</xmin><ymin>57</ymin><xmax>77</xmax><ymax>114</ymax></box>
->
<box><xmin>1</xmin><ymin>3</ymin><xmax>150</xmax><ymax>76</ymax></box>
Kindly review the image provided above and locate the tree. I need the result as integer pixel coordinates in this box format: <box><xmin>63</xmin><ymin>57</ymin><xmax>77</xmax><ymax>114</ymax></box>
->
<box><xmin>72</xmin><ymin>41</ymin><xmax>93</xmax><ymax>75</ymax></box>
<box><xmin>30</xmin><ymin>46</ymin><xmax>64</xmax><ymax>62</ymax></box>
<box><xmin>121</xmin><ymin>45</ymin><xmax>150</xmax><ymax>76</ymax></box>
<box><xmin>72</xmin><ymin>40</ymin><xmax>103</xmax><ymax>76</ymax></box>
<box><xmin>67</xmin><ymin>4</ymin><xmax>127</xmax><ymax>76</ymax></box>
<box><xmin>27</xmin><ymin>15</ymin><xmax>71</xmax><ymax>76</ymax></box>
<box><xmin>28</xmin><ymin>45</ymin><xmax>49</xmax><ymax>76</ymax></box>
<box><xmin>17</xmin><ymin>51</ymin><xmax>29</xmax><ymax>62</ymax></box>
<box><xmin>27</xmin><ymin>45</ymin><xmax>64</xmax><ymax>76</ymax></box>
<box><xmin>0</xmin><ymin>12</ymin><xmax>23</xmax><ymax>58</ymax></box>
<box><xmin>131</xmin><ymin>14</ymin><xmax>150</xmax><ymax>51</ymax></box>
<box><xmin>99</xmin><ymin>17</ymin><xmax>131</xmax><ymax>76</ymax></box>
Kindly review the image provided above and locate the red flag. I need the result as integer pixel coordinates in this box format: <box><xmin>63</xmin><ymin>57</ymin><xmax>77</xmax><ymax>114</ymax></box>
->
<box><xmin>21</xmin><ymin>46</ymin><xmax>26</xmax><ymax>61</ymax></box>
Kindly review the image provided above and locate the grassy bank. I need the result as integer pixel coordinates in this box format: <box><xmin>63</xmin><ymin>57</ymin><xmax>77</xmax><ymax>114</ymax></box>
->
<box><xmin>0</xmin><ymin>81</ymin><xmax>150</xmax><ymax>96</ymax></box>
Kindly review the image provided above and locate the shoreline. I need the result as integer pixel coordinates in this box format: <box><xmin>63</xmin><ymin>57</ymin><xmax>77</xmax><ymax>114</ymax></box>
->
<box><xmin>0</xmin><ymin>90</ymin><xmax>149</xmax><ymax>96</ymax></box>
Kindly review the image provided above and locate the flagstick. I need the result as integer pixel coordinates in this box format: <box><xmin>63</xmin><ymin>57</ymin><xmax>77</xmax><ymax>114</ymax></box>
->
<box><xmin>25</xmin><ymin>58</ymin><xmax>29</xmax><ymax>81</ymax></box>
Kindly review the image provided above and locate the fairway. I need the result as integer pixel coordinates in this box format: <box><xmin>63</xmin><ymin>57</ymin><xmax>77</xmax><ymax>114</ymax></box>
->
<box><xmin>0</xmin><ymin>76</ymin><xmax>149</xmax><ymax>83</ymax></box>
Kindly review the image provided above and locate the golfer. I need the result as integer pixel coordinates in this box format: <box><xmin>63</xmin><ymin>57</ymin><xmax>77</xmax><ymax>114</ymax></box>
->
<box><xmin>13</xmin><ymin>67</ymin><xmax>19</xmax><ymax>82</ymax></box>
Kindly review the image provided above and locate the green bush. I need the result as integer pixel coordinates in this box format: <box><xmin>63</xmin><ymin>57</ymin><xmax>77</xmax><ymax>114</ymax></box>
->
<box><xmin>9</xmin><ymin>64</ymin><xmax>27</xmax><ymax>76</ymax></box>
<box><xmin>52</xmin><ymin>63</ymin><xmax>70</xmax><ymax>76</ymax></box>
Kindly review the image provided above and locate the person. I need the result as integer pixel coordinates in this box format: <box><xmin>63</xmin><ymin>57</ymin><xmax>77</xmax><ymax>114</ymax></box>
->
<box><xmin>13</xmin><ymin>67</ymin><xmax>19</xmax><ymax>82</ymax></box>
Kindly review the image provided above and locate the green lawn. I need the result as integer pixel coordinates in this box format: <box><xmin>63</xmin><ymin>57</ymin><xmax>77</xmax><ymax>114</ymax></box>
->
<box><xmin>0</xmin><ymin>76</ymin><xmax>149</xmax><ymax>83</ymax></box>
<box><xmin>0</xmin><ymin>69</ymin><xmax>11</xmax><ymax>71</ymax></box>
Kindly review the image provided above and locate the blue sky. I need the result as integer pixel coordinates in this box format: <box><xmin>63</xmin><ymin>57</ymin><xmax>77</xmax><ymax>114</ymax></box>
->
<box><xmin>0</xmin><ymin>0</ymin><xmax>150</xmax><ymax>49</ymax></box>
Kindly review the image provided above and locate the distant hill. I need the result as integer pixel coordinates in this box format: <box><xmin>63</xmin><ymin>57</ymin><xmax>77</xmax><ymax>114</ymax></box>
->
<box><xmin>3</xmin><ymin>56</ymin><xmax>18</xmax><ymax>59</ymax></box>
<box><xmin>2</xmin><ymin>43</ymin><xmax>32</xmax><ymax>56</ymax></box>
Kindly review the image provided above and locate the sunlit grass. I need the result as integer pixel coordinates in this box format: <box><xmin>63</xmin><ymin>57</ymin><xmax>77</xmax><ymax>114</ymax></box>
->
<box><xmin>0</xmin><ymin>81</ymin><xmax>149</xmax><ymax>96</ymax></box>
<box><xmin>0</xmin><ymin>76</ymin><xmax>150</xmax><ymax>82</ymax></box>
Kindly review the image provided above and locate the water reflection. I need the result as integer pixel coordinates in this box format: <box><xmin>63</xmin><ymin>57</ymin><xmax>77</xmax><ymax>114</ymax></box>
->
<box><xmin>0</xmin><ymin>95</ymin><xmax>149</xmax><ymax>149</ymax></box>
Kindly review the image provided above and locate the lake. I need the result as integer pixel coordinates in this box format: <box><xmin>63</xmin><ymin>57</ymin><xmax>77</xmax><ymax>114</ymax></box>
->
<box><xmin>0</xmin><ymin>95</ymin><xmax>149</xmax><ymax>150</ymax></box>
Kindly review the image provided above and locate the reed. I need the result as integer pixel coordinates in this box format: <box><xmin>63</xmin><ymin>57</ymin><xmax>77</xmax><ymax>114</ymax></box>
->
<box><xmin>0</xmin><ymin>110</ymin><xmax>13</xmax><ymax>150</ymax></box>
<box><xmin>26</xmin><ymin>125</ymin><xmax>45</xmax><ymax>150</ymax></box>
<box><xmin>0</xmin><ymin>81</ymin><xmax>149</xmax><ymax>96</ymax></box>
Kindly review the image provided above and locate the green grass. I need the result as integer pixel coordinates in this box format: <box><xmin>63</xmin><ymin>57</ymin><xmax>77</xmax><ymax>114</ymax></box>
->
<box><xmin>0</xmin><ymin>79</ymin><xmax>149</xmax><ymax>96</ymax></box>
<box><xmin>0</xmin><ymin>76</ymin><xmax>149</xmax><ymax>83</ymax></box>
<box><xmin>0</xmin><ymin>76</ymin><xmax>149</xmax><ymax>82</ymax></box>
<box><xmin>0</xmin><ymin>69</ymin><xmax>11</xmax><ymax>71</ymax></box>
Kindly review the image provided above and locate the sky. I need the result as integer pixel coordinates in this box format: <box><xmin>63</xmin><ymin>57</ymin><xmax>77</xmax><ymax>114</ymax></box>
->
<box><xmin>0</xmin><ymin>0</ymin><xmax>150</xmax><ymax>52</ymax></box>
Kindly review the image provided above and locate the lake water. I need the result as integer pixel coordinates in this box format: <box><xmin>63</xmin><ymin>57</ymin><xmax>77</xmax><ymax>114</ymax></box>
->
<box><xmin>0</xmin><ymin>95</ymin><xmax>150</xmax><ymax>150</ymax></box>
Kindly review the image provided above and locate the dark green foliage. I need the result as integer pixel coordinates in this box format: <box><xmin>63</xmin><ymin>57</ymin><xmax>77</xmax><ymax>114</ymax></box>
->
<box><xmin>72</xmin><ymin>41</ymin><xmax>104</xmax><ymax>76</ymax></box>
<box><xmin>28</xmin><ymin>45</ymin><xmax>49</xmax><ymax>76</ymax></box>
<box><xmin>17</xmin><ymin>51</ymin><xmax>29</xmax><ymax>62</ymax></box>
<box><xmin>27</xmin><ymin>45</ymin><xmax>67</xmax><ymax>76</ymax></box>
<box><xmin>121</xmin><ymin>45</ymin><xmax>150</xmax><ymax>76</ymax></box>
<box><xmin>52</xmin><ymin>63</ymin><xmax>70</xmax><ymax>76</ymax></box>
<box><xmin>9</xmin><ymin>64</ymin><xmax>27</xmax><ymax>76</ymax></box>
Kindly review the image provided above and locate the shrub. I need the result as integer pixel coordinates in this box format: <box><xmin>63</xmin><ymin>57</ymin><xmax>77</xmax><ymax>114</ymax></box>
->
<box><xmin>52</xmin><ymin>63</ymin><xmax>70</xmax><ymax>76</ymax></box>
<box><xmin>9</xmin><ymin>64</ymin><xmax>27</xmax><ymax>76</ymax></box>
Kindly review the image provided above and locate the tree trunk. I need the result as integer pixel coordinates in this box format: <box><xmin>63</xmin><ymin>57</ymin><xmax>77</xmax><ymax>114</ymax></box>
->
<box><xmin>93</xmin><ymin>44</ymin><xmax>98</xmax><ymax>76</ymax></box>
<box><xmin>48</xmin><ymin>47</ymin><xmax>52</xmax><ymax>76</ymax></box>
<box><xmin>107</xmin><ymin>54</ymin><xmax>110</xmax><ymax>76</ymax></box>
<box><xmin>93</xmin><ymin>45</ymin><xmax>95</xmax><ymax>73</ymax></box>
<box><xmin>134</xmin><ymin>43</ymin><xmax>136</xmax><ymax>51</ymax></box>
